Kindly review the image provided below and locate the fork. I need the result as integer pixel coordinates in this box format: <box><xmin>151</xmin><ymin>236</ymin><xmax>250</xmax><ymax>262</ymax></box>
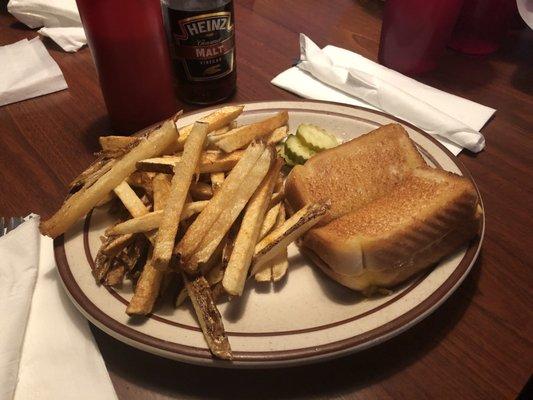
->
<box><xmin>0</xmin><ymin>216</ymin><xmax>26</xmax><ymax>237</ymax></box>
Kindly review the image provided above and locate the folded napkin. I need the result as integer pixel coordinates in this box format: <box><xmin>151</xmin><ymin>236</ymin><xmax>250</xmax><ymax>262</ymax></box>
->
<box><xmin>272</xmin><ymin>34</ymin><xmax>496</xmax><ymax>155</ymax></box>
<box><xmin>0</xmin><ymin>216</ymin><xmax>117</xmax><ymax>400</ymax></box>
<box><xmin>0</xmin><ymin>38</ymin><xmax>68</xmax><ymax>107</ymax></box>
<box><xmin>8</xmin><ymin>0</ymin><xmax>86</xmax><ymax>52</ymax></box>
<box><xmin>0</xmin><ymin>217</ymin><xmax>39</xmax><ymax>400</ymax></box>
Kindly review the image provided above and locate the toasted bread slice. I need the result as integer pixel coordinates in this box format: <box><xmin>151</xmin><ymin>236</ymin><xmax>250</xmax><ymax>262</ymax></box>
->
<box><xmin>303</xmin><ymin>168</ymin><xmax>481</xmax><ymax>291</ymax></box>
<box><xmin>285</xmin><ymin>123</ymin><xmax>426</xmax><ymax>224</ymax></box>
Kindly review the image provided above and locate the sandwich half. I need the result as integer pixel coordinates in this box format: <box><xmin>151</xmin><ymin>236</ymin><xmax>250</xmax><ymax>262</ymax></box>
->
<box><xmin>285</xmin><ymin>123</ymin><xmax>427</xmax><ymax>224</ymax></box>
<box><xmin>302</xmin><ymin>167</ymin><xmax>481</xmax><ymax>293</ymax></box>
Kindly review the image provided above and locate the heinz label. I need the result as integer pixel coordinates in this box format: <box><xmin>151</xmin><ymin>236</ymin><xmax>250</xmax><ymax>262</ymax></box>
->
<box><xmin>167</xmin><ymin>10</ymin><xmax>235</xmax><ymax>82</ymax></box>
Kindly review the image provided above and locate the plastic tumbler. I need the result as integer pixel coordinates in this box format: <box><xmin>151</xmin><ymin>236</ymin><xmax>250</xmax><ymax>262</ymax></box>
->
<box><xmin>448</xmin><ymin>0</ymin><xmax>516</xmax><ymax>55</ymax></box>
<box><xmin>378</xmin><ymin>0</ymin><xmax>465</xmax><ymax>75</ymax></box>
<box><xmin>76</xmin><ymin>0</ymin><xmax>177</xmax><ymax>133</ymax></box>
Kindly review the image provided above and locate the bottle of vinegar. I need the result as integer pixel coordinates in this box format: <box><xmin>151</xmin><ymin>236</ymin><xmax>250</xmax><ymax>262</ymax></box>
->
<box><xmin>162</xmin><ymin>0</ymin><xmax>237</xmax><ymax>104</ymax></box>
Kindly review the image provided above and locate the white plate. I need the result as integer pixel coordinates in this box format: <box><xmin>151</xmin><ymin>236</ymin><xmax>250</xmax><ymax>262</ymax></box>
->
<box><xmin>55</xmin><ymin>100</ymin><xmax>484</xmax><ymax>368</ymax></box>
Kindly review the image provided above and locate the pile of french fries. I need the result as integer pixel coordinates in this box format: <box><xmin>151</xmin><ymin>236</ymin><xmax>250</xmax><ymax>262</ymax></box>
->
<box><xmin>40</xmin><ymin>106</ymin><xmax>329</xmax><ymax>359</ymax></box>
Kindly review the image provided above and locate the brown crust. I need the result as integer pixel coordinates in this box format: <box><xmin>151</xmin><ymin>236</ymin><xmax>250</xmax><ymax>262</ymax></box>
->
<box><xmin>305</xmin><ymin>213</ymin><xmax>481</xmax><ymax>291</ymax></box>
<box><xmin>303</xmin><ymin>169</ymin><xmax>482</xmax><ymax>291</ymax></box>
<box><xmin>285</xmin><ymin>123</ymin><xmax>427</xmax><ymax>225</ymax></box>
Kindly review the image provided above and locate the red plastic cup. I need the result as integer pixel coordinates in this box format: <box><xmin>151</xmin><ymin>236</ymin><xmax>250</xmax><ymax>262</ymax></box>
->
<box><xmin>378</xmin><ymin>0</ymin><xmax>465</xmax><ymax>75</ymax></box>
<box><xmin>76</xmin><ymin>0</ymin><xmax>177</xmax><ymax>133</ymax></box>
<box><xmin>448</xmin><ymin>0</ymin><xmax>516</xmax><ymax>55</ymax></box>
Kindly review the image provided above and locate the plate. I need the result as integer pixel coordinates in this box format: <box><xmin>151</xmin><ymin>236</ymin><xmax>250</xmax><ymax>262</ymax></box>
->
<box><xmin>54</xmin><ymin>100</ymin><xmax>484</xmax><ymax>368</ymax></box>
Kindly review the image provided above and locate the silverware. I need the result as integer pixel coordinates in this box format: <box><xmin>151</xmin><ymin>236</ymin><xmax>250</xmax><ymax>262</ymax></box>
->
<box><xmin>0</xmin><ymin>216</ymin><xmax>26</xmax><ymax>237</ymax></box>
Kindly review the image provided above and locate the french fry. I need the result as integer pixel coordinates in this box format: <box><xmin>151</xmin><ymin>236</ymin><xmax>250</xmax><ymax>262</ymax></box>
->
<box><xmin>206</xmin><ymin>263</ymin><xmax>225</xmax><ymax>286</ymax></box>
<box><xmin>153</xmin><ymin>122</ymin><xmax>209</xmax><ymax>271</ymax></box>
<box><xmin>193</xmin><ymin>151</ymin><xmax>243</xmax><ymax>174</ymax></box>
<box><xmin>209</xmin><ymin>125</ymin><xmax>230</xmax><ymax>137</ymax></box>
<box><xmin>175</xmin><ymin>287</ymin><xmax>189</xmax><ymax>307</ymax></box>
<box><xmin>93</xmin><ymin>233</ymin><xmax>135</xmax><ymax>282</ymax></box>
<box><xmin>250</xmin><ymin>201</ymin><xmax>330</xmax><ymax>276</ymax></box>
<box><xmin>254</xmin><ymin>249</ymin><xmax>289</xmax><ymax>282</ymax></box>
<box><xmin>127</xmin><ymin>171</ymin><xmax>155</xmax><ymax>196</ymax></box>
<box><xmin>271</xmin><ymin>250</ymin><xmax>289</xmax><ymax>281</ymax></box>
<box><xmin>211</xmin><ymin>111</ymin><xmax>289</xmax><ymax>153</ymax></box>
<box><xmin>106</xmin><ymin>201</ymin><xmax>208</xmax><ymax>235</ymax></box>
<box><xmin>266</xmin><ymin>126</ymin><xmax>288</xmax><ymax>145</ymax></box>
<box><xmin>126</xmin><ymin>249</ymin><xmax>162</xmax><ymax>315</ymax></box>
<box><xmin>105</xmin><ymin>235</ymin><xmax>145</xmax><ymax>286</ymax></box>
<box><xmin>274</xmin><ymin>175</ymin><xmax>284</xmax><ymax>192</ymax></box>
<box><xmin>222</xmin><ymin>238</ymin><xmax>233</xmax><ymax>267</ymax></box>
<box><xmin>255</xmin><ymin>205</ymin><xmax>287</xmax><ymax>282</ymax></box>
<box><xmin>199</xmin><ymin>236</ymin><xmax>227</xmax><ymax>276</ymax></box>
<box><xmin>211</xmin><ymin>282</ymin><xmax>228</xmax><ymax>304</ymax></box>
<box><xmin>186</xmin><ymin>147</ymin><xmax>273</xmax><ymax>272</ymax></box>
<box><xmin>40</xmin><ymin>115</ymin><xmax>180</xmax><ymax>238</ymax></box>
<box><xmin>271</xmin><ymin>205</ymin><xmax>289</xmax><ymax>281</ymax></box>
<box><xmin>152</xmin><ymin>174</ymin><xmax>172</xmax><ymax>209</ymax></box>
<box><xmin>210</xmin><ymin>172</ymin><xmax>225</xmax><ymax>193</ymax></box>
<box><xmin>184</xmin><ymin>274</ymin><xmax>232</xmax><ymax>360</ymax></box>
<box><xmin>270</xmin><ymin>191</ymin><xmax>284</xmax><ymax>207</ymax></box>
<box><xmin>175</xmin><ymin>141</ymin><xmax>266</xmax><ymax>268</ymax></box>
<box><xmin>190</xmin><ymin>181</ymin><xmax>213</xmax><ymax>200</ymax></box>
<box><xmin>222</xmin><ymin>158</ymin><xmax>282</xmax><ymax>296</ymax></box>
<box><xmin>100</xmin><ymin>233</ymin><xmax>135</xmax><ymax>255</ymax></box>
<box><xmin>136</xmin><ymin>151</ymin><xmax>243</xmax><ymax>174</ymax></box>
<box><xmin>259</xmin><ymin>203</ymin><xmax>281</xmax><ymax>240</ymax></box>
<box><xmin>105</xmin><ymin>262</ymin><xmax>125</xmax><ymax>286</ymax></box>
<box><xmin>99</xmin><ymin>135</ymin><xmax>141</xmax><ymax>154</ymax></box>
<box><xmin>177</xmin><ymin>260</ymin><xmax>225</xmax><ymax>307</ymax></box>
<box><xmin>171</xmin><ymin>105</ymin><xmax>244</xmax><ymax>152</ymax></box>
<box><xmin>127</xmin><ymin>174</ymin><xmax>172</xmax><ymax>315</ymax></box>
<box><xmin>94</xmin><ymin>253</ymin><xmax>112</xmax><ymax>283</ymax></box>
<box><xmin>68</xmin><ymin>156</ymin><xmax>114</xmax><ymax>193</ymax></box>
<box><xmin>113</xmin><ymin>181</ymin><xmax>150</xmax><ymax>218</ymax></box>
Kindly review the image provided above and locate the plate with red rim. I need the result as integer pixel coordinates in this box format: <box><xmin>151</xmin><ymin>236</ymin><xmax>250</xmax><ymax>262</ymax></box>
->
<box><xmin>54</xmin><ymin>100</ymin><xmax>484</xmax><ymax>368</ymax></box>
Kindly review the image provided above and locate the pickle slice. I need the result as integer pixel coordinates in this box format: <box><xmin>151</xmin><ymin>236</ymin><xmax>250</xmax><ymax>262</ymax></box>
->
<box><xmin>285</xmin><ymin>135</ymin><xmax>315</xmax><ymax>165</ymax></box>
<box><xmin>278</xmin><ymin>143</ymin><xmax>295</xmax><ymax>166</ymax></box>
<box><xmin>296</xmin><ymin>124</ymin><xmax>338</xmax><ymax>151</ymax></box>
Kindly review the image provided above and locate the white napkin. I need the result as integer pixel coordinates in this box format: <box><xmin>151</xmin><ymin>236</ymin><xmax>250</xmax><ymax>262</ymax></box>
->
<box><xmin>0</xmin><ymin>216</ymin><xmax>118</xmax><ymax>400</ymax></box>
<box><xmin>7</xmin><ymin>0</ymin><xmax>86</xmax><ymax>52</ymax></box>
<box><xmin>272</xmin><ymin>34</ymin><xmax>497</xmax><ymax>155</ymax></box>
<box><xmin>0</xmin><ymin>38</ymin><xmax>68</xmax><ymax>107</ymax></box>
<box><xmin>0</xmin><ymin>217</ymin><xmax>39</xmax><ymax>400</ymax></box>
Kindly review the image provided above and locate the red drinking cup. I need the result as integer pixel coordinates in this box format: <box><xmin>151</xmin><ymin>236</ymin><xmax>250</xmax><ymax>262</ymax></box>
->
<box><xmin>378</xmin><ymin>0</ymin><xmax>465</xmax><ymax>75</ymax></box>
<box><xmin>76</xmin><ymin>0</ymin><xmax>177</xmax><ymax>133</ymax></box>
<box><xmin>448</xmin><ymin>0</ymin><xmax>516</xmax><ymax>55</ymax></box>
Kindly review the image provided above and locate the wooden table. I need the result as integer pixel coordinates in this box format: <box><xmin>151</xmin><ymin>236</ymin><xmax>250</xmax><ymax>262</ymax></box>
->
<box><xmin>1</xmin><ymin>1</ymin><xmax>532</xmax><ymax>398</ymax></box>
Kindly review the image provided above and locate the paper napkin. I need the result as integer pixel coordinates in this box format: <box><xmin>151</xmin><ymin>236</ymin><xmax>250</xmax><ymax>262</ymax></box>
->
<box><xmin>272</xmin><ymin>34</ymin><xmax>497</xmax><ymax>155</ymax></box>
<box><xmin>0</xmin><ymin>217</ymin><xmax>39</xmax><ymax>400</ymax></box>
<box><xmin>0</xmin><ymin>216</ymin><xmax>117</xmax><ymax>400</ymax></box>
<box><xmin>0</xmin><ymin>38</ymin><xmax>68</xmax><ymax>107</ymax></box>
<box><xmin>7</xmin><ymin>0</ymin><xmax>86</xmax><ymax>52</ymax></box>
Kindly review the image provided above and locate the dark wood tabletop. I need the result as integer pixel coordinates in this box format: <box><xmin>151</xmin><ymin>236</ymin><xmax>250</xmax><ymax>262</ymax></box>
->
<box><xmin>1</xmin><ymin>1</ymin><xmax>532</xmax><ymax>399</ymax></box>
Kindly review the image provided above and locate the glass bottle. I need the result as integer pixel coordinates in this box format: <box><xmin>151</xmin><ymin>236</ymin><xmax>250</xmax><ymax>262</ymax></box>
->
<box><xmin>162</xmin><ymin>0</ymin><xmax>237</xmax><ymax>104</ymax></box>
